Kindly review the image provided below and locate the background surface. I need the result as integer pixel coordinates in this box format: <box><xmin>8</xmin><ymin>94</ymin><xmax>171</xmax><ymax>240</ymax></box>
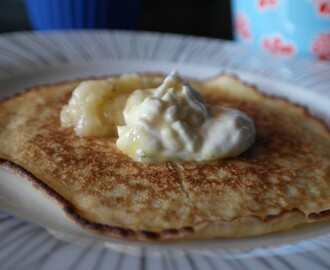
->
<box><xmin>0</xmin><ymin>0</ymin><xmax>233</xmax><ymax>39</ymax></box>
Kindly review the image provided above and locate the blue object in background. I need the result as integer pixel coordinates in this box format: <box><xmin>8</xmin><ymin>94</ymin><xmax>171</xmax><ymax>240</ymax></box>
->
<box><xmin>24</xmin><ymin>0</ymin><xmax>141</xmax><ymax>30</ymax></box>
<box><xmin>231</xmin><ymin>0</ymin><xmax>330</xmax><ymax>60</ymax></box>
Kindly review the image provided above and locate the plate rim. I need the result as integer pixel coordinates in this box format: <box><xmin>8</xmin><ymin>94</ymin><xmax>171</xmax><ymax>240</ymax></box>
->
<box><xmin>1</xmin><ymin>30</ymin><xmax>330</xmax><ymax>267</ymax></box>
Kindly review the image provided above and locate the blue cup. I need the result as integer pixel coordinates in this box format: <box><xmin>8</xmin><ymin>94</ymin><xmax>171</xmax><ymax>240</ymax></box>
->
<box><xmin>231</xmin><ymin>0</ymin><xmax>330</xmax><ymax>60</ymax></box>
<box><xmin>24</xmin><ymin>0</ymin><xmax>141</xmax><ymax>30</ymax></box>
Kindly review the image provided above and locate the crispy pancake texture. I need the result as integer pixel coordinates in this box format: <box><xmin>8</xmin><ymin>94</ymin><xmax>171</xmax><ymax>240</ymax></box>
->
<box><xmin>0</xmin><ymin>74</ymin><xmax>330</xmax><ymax>241</ymax></box>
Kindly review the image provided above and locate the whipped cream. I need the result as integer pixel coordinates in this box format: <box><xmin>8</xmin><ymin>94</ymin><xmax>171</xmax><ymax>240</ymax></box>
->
<box><xmin>116</xmin><ymin>70</ymin><xmax>256</xmax><ymax>161</ymax></box>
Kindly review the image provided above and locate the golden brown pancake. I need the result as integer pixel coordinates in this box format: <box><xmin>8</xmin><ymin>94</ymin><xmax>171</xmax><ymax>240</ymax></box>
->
<box><xmin>0</xmin><ymin>74</ymin><xmax>330</xmax><ymax>241</ymax></box>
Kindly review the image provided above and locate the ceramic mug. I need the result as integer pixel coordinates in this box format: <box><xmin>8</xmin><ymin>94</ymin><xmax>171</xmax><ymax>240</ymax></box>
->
<box><xmin>231</xmin><ymin>0</ymin><xmax>330</xmax><ymax>60</ymax></box>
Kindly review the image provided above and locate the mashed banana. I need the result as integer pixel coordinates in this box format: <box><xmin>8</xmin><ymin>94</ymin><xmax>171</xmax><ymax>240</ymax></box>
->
<box><xmin>60</xmin><ymin>74</ymin><xmax>162</xmax><ymax>136</ymax></box>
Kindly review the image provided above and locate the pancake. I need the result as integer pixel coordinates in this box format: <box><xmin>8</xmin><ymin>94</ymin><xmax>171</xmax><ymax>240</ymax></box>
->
<box><xmin>0</xmin><ymin>74</ymin><xmax>330</xmax><ymax>241</ymax></box>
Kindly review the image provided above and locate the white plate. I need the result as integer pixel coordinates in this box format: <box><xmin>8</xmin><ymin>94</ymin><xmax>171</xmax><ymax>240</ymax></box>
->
<box><xmin>1</xmin><ymin>30</ymin><xmax>330</xmax><ymax>270</ymax></box>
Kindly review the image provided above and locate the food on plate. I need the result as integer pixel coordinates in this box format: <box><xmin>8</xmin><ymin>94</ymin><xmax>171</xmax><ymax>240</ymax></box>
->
<box><xmin>0</xmin><ymin>72</ymin><xmax>329</xmax><ymax>240</ymax></box>
<box><xmin>60</xmin><ymin>70</ymin><xmax>256</xmax><ymax>162</ymax></box>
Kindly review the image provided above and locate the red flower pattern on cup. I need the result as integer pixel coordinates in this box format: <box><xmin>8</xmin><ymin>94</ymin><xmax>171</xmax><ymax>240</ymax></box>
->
<box><xmin>313</xmin><ymin>0</ymin><xmax>330</xmax><ymax>17</ymax></box>
<box><xmin>261</xmin><ymin>34</ymin><xmax>296</xmax><ymax>55</ymax></box>
<box><xmin>257</xmin><ymin>0</ymin><xmax>278</xmax><ymax>9</ymax></box>
<box><xmin>234</xmin><ymin>12</ymin><xmax>251</xmax><ymax>41</ymax></box>
<box><xmin>311</xmin><ymin>31</ymin><xmax>330</xmax><ymax>60</ymax></box>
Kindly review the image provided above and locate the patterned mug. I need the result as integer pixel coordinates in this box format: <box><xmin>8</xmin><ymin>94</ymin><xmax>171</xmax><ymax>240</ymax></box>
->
<box><xmin>231</xmin><ymin>0</ymin><xmax>330</xmax><ymax>60</ymax></box>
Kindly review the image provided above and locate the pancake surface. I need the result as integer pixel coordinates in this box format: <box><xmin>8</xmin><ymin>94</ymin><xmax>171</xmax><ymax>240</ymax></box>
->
<box><xmin>0</xmin><ymin>74</ymin><xmax>330</xmax><ymax>240</ymax></box>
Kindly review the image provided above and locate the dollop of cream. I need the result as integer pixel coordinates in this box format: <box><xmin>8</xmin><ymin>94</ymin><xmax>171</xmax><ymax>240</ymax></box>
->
<box><xmin>116</xmin><ymin>70</ymin><xmax>256</xmax><ymax>162</ymax></box>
